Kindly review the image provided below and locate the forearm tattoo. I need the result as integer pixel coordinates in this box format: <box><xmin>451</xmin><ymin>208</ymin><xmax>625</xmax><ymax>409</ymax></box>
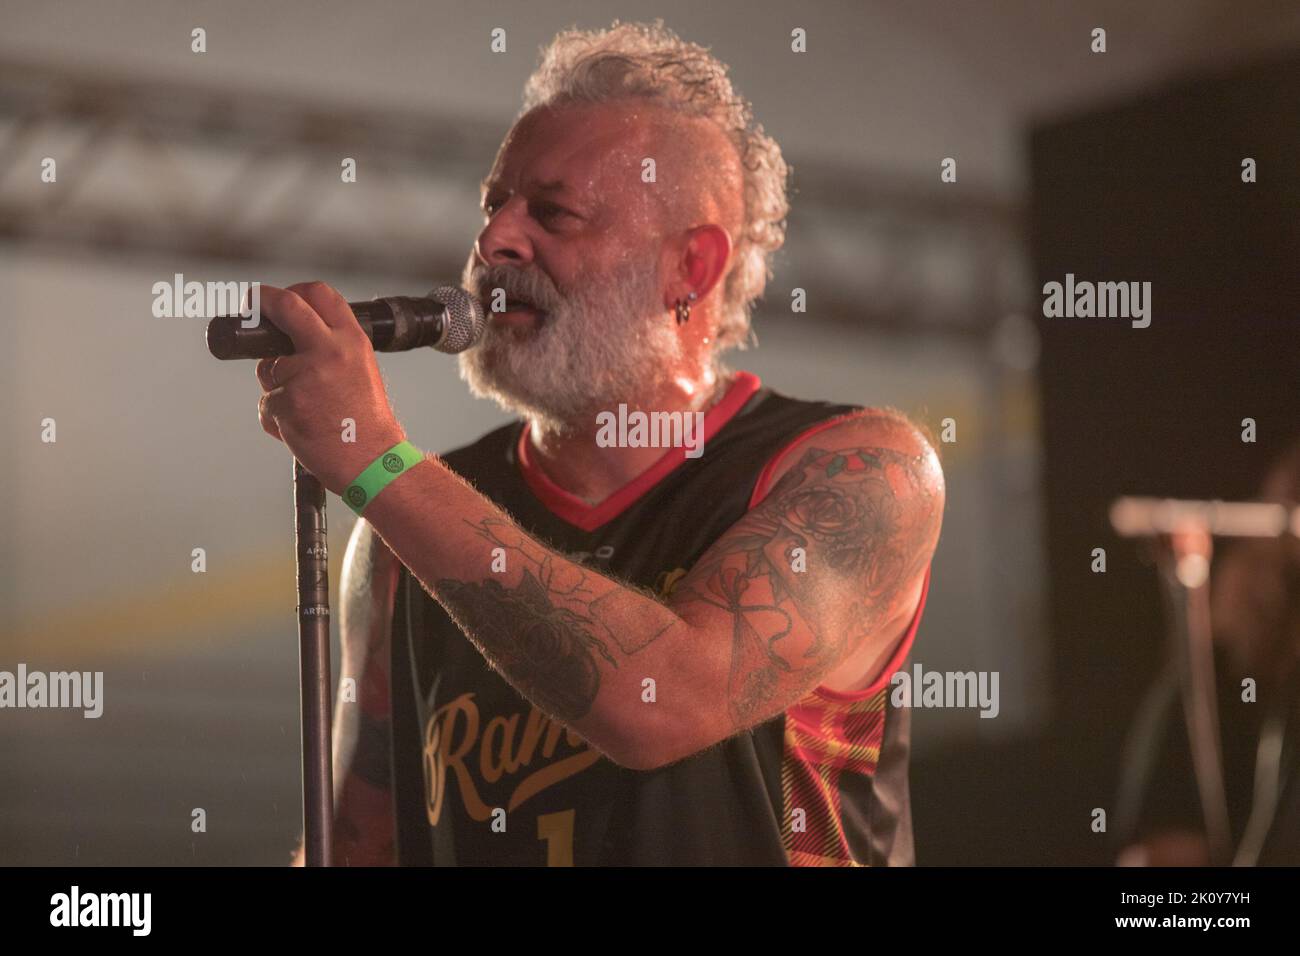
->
<box><xmin>433</xmin><ymin>518</ymin><xmax>659</xmax><ymax>724</ymax></box>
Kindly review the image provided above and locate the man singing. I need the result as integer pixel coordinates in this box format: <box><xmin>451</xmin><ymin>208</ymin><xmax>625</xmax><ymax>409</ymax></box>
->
<box><xmin>267</xmin><ymin>21</ymin><xmax>944</xmax><ymax>866</ymax></box>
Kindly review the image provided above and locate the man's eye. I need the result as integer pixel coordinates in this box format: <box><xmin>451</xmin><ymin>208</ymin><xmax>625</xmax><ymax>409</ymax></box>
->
<box><xmin>482</xmin><ymin>197</ymin><xmax>575</xmax><ymax>224</ymax></box>
<box><xmin>532</xmin><ymin>201</ymin><xmax>571</xmax><ymax>223</ymax></box>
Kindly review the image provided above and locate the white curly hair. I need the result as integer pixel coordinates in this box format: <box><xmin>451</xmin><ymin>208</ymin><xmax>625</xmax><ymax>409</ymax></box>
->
<box><xmin>518</xmin><ymin>19</ymin><xmax>790</xmax><ymax>353</ymax></box>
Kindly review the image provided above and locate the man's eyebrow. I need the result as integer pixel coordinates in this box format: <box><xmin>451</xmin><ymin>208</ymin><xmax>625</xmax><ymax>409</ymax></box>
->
<box><xmin>479</xmin><ymin>177</ymin><xmax>575</xmax><ymax>198</ymax></box>
<box><xmin>529</xmin><ymin>179</ymin><xmax>570</xmax><ymax>195</ymax></box>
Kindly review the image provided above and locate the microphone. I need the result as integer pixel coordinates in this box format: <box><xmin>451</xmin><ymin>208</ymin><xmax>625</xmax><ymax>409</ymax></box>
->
<box><xmin>206</xmin><ymin>285</ymin><xmax>486</xmax><ymax>359</ymax></box>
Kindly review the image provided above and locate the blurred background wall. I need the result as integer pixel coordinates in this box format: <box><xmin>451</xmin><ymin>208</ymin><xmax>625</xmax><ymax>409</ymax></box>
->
<box><xmin>1</xmin><ymin>0</ymin><xmax>1296</xmax><ymax>864</ymax></box>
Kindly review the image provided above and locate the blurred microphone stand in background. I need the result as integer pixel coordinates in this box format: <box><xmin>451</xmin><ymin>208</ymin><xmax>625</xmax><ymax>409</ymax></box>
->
<box><xmin>1110</xmin><ymin>496</ymin><xmax>1298</xmax><ymax>866</ymax></box>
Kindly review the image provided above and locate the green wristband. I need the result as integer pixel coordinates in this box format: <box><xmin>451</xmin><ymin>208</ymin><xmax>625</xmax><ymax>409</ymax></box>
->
<box><xmin>342</xmin><ymin>440</ymin><xmax>425</xmax><ymax>515</ymax></box>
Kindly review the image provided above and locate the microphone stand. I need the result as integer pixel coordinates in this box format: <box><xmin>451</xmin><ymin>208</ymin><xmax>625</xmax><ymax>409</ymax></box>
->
<box><xmin>1110</xmin><ymin>496</ymin><xmax>1298</xmax><ymax>866</ymax></box>
<box><xmin>205</xmin><ymin>287</ymin><xmax>484</xmax><ymax>867</ymax></box>
<box><xmin>1153</xmin><ymin>530</ymin><xmax>1231</xmax><ymax>865</ymax></box>
<box><xmin>294</xmin><ymin>460</ymin><xmax>333</xmax><ymax>867</ymax></box>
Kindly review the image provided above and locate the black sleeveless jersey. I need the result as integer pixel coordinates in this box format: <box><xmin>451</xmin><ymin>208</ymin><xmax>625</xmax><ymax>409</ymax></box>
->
<box><xmin>388</xmin><ymin>372</ymin><xmax>929</xmax><ymax>866</ymax></box>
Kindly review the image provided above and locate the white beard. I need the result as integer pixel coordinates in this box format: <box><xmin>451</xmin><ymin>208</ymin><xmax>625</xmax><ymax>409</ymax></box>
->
<box><xmin>458</xmin><ymin>257</ymin><xmax>683</xmax><ymax>435</ymax></box>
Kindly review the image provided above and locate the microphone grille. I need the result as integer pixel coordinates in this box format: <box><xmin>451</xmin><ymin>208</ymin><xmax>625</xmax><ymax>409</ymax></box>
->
<box><xmin>429</xmin><ymin>285</ymin><xmax>486</xmax><ymax>354</ymax></box>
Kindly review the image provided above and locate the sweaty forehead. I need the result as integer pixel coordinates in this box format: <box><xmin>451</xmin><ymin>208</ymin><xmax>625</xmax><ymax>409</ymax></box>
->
<box><xmin>486</xmin><ymin>101</ymin><xmax>659</xmax><ymax>192</ymax></box>
<box><xmin>484</xmin><ymin>99</ymin><xmax>743</xmax><ymax>234</ymax></box>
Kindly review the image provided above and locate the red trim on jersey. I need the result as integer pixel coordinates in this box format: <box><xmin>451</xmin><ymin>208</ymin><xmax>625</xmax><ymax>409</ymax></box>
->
<box><xmin>516</xmin><ymin>370</ymin><xmax>763</xmax><ymax>532</ymax></box>
<box><xmin>745</xmin><ymin>410</ymin><xmax>931</xmax><ymax>700</ymax></box>
<box><xmin>746</xmin><ymin>410</ymin><xmax>867</xmax><ymax>509</ymax></box>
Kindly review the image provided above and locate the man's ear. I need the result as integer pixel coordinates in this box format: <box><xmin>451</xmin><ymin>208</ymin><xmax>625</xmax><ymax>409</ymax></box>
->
<box><xmin>664</xmin><ymin>223</ymin><xmax>732</xmax><ymax>306</ymax></box>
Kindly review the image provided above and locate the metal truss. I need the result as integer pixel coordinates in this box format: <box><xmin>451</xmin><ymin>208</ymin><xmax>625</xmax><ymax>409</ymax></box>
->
<box><xmin>0</xmin><ymin>56</ymin><xmax>1025</xmax><ymax>332</ymax></box>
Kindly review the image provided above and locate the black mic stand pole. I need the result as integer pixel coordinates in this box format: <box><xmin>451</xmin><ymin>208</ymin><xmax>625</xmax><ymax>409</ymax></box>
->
<box><xmin>294</xmin><ymin>460</ymin><xmax>333</xmax><ymax>867</ymax></box>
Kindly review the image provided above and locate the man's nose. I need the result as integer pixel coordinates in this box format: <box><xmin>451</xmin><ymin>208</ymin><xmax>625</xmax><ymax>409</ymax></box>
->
<box><xmin>475</xmin><ymin>198</ymin><xmax>534</xmax><ymax>268</ymax></box>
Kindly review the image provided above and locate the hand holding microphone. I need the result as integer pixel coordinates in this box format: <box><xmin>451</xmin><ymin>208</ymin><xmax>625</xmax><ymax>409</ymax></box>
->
<box><xmin>220</xmin><ymin>281</ymin><xmax>483</xmax><ymax>493</ymax></box>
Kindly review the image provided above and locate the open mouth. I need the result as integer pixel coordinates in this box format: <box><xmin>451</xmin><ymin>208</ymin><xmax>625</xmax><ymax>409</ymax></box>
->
<box><xmin>495</xmin><ymin>297</ymin><xmax>550</xmax><ymax>329</ymax></box>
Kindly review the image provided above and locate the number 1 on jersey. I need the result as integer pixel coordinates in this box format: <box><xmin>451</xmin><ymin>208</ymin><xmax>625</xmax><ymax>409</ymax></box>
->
<box><xmin>537</xmin><ymin>809</ymin><xmax>575</xmax><ymax>866</ymax></box>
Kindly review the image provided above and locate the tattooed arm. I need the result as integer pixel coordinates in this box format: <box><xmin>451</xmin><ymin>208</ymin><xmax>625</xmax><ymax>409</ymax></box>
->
<box><xmin>361</xmin><ymin>410</ymin><xmax>944</xmax><ymax>770</ymax></box>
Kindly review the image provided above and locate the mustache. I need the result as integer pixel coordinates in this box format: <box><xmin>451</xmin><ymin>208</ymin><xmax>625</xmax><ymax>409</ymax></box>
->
<box><xmin>467</xmin><ymin>264</ymin><xmax>562</xmax><ymax>313</ymax></box>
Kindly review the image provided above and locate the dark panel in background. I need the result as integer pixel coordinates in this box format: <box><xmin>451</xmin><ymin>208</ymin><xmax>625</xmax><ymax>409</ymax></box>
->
<box><xmin>912</xmin><ymin>54</ymin><xmax>1298</xmax><ymax>864</ymax></box>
